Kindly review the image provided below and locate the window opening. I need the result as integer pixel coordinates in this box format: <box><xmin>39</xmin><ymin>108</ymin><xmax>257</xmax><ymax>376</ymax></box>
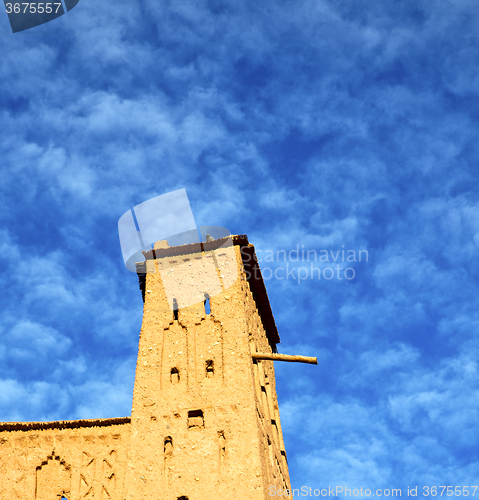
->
<box><xmin>170</xmin><ymin>367</ymin><xmax>180</xmax><ymax>384</ymax></box>
<box><xmin>187</xmin><ymin>409</ymin><xmax>204</xmax><ymax>429</ymax></box>
<box><xmin>164</xmin><ymin>436</ymin><xmax>173</xmax><ymax>458</ymax></box>
<box><xmin>205</xmin><ymin>360</ymin><xmax>214</xmax><ymax>378</ymax></box>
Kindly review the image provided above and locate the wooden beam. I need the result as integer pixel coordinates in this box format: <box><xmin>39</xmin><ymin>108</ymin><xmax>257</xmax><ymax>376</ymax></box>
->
<box><xmin>252</xmin><ymin>353</ymin><xmax>318</xmax><ymax>365</ymax></box>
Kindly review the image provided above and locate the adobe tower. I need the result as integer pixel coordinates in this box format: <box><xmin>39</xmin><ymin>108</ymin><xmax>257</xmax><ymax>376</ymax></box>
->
<box><xmin>0</xmin><ymin>234</ymin><xmax>313</xmax><ymax>499</ymax></box>
<box><xmin>125</xmin><ymin>234</ymin><xmax>291</xmax><ymax>499</ymax></box>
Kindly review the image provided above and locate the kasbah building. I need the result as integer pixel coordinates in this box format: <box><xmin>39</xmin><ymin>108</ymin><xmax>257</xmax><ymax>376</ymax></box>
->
<box><xmin>0</xmin><ymin>234</ymin><xmax>316</xmax><ymax>500</ymax></box>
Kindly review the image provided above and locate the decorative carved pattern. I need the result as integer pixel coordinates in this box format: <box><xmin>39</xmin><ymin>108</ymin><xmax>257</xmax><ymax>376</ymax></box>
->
<box><xmin>0</xmin><ymin>451</ymin><xmax>27</xmax><ymax>499</ymax></box>
<box><xmin>0</xmin><ymin>452</ymin><xmax>7</xmax><ymax>495</ymax></box>
<box><xmin>12</xmin><ymin>457</ymin><xmax>26</xmax><ymax>499</ymax></box>
<box><xmin>35</xmin><ymin>452</ymin><xmax>71</xmax><ymax>500</ymax></box>
<box><xmin>80</xmin><ymin>451</ymin><xmax>94</xmax><ymax>498</ymax></box>
<box><xmin>101</xmin><ymin>450</ymin><xmax>116</xmax><ymax>498</ymax></box>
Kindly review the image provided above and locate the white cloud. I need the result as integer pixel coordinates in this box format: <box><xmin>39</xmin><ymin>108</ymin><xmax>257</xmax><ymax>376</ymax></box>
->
<box><xmin>7</xmin><ymin>321</ymin><xmax>71</xmax><ymax>361</ymax></box>
<box><xmin>0</xmin><ymin>0</ymin><xmax>478</xmax><ymax>487</ymax></box>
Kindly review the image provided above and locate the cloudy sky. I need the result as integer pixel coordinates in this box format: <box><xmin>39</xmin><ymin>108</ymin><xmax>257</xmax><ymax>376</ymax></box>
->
<box><xmin>1</xmin><ymin>0</ymin><xmax>479</xmax><ymax>494</ymax></box>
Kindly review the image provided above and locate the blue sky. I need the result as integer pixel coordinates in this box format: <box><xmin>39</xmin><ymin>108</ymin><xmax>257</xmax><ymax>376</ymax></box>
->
<box><xmin>1</xmin><ymin>0</ymin><xmax>479</xmax><ymax>494</ymax></box>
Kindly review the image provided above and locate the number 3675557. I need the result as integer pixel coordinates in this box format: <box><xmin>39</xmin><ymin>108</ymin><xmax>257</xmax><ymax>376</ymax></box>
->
<box><xmin>5</xmin><ymin>3</ymin><xmax>62</xmax><ymax>14</ymax></box>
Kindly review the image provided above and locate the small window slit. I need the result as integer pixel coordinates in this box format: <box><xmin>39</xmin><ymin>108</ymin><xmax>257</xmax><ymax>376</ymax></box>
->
<box><xmin>164</xmin><ymin>436</ymin><xmax>173</xmax><ymax>458</ymax></box>
<box><xmin>205</xmin><ymin>360</ymin><xmax>214</xmax><ymax>378</ymax></box>
<box><xmin>170</xmin><ymin>367</ymin><xmax>180</xmax><ymax>384</ymax></box>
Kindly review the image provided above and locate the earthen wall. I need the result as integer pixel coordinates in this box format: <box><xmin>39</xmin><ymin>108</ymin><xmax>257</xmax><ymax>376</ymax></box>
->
<box><xmin>0</xmin><ymin>419</ymin><xmax>130</xmax><ymax>499</ymax></box>
<box><xmin>0</xmin><ymin>236</ymin><xmax>292</xmax><ymax>500</ymax></box>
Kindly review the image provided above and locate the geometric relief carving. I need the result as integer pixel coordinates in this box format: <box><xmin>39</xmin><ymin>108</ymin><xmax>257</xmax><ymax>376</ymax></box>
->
<box><xmin>11</xmin><ymin>455</ymin><xmax>27</xmax><ymax>499</ymax></box>
<box><xmin>0</xmin><ymin>453</ymin><xmax>9</xmax><ymax>495</ymax></box>
<box><xmin>100</xmin><ymin>450</ymin><xmax>116</xmax><ymax>498</ymax></box>
<box><xmin>12</xmin><ymin>468</ymin><xmax>26</xmax><ymax>498</ymax></box>
<box><xmin>101</xmin><ymin>485</ymin><xmax>112</xmax><ymax>499</ymax></box>
<box><xmin>6</xmin><ymin>448</ymin><xmax>28</xmax><ymax>499</ymax></box>
<box><xmin>0</xmin><ymin>469</ymin><xmax>3</xmax><ymax>499</ymax></box>
<box><xmin>80</xmin><ymin>451</ymin><xmax>95</xmax><ymax>498</ymax></box>
<box><xmin>0</xmin><ymin>451</ymin><xmax>26</xmax><ymax>499</ymax></box>
<box><xmin>35</xmin><ymin>452</ymin><xmax>71</xmax><ymax>500</ymax></box>
<box><xmin>78</xmin><ymin>449</ymin><xmax>117</xmax><ymax>499</ymax></box>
